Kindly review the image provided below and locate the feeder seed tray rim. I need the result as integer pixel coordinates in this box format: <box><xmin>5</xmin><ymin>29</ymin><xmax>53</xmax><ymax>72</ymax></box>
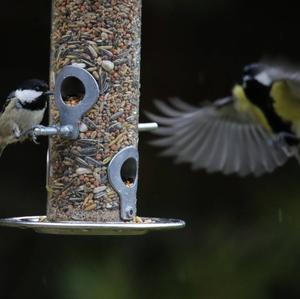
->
<box><xmin>0</xmin><ymin>216</ymin><xmax>185</xmax><ymax>236</ymax></box>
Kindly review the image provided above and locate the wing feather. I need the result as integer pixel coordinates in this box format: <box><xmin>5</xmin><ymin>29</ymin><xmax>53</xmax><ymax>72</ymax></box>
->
<box><xmin>147</xmin><ymin>96</ymin><xmax>294</xmax><ymax>176</ymax></box>
<box><xmin>168</xmin><ymin>97</ymin><xmax>196</xmax><ymax>112</ymax></box>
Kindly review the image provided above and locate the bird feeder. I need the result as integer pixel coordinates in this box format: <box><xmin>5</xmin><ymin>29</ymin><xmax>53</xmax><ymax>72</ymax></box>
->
<box><xmin>0</xmin><ymin>0</ymin><xmax>185</xmax><ymax>235</ymax></box>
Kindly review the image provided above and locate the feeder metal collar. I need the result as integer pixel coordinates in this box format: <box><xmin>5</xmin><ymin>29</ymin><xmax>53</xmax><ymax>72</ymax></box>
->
<box><xmin>108</xmin><ymin>146</ymin><xmax>139</xmax><ymax>220</ymax></box>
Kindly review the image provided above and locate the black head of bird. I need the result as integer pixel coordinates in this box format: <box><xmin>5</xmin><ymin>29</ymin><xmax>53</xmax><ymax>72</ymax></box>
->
<box><xmin>0</xmin><ymin>79</ymin><xmax>51</xmax><ymax>157</ymax></box>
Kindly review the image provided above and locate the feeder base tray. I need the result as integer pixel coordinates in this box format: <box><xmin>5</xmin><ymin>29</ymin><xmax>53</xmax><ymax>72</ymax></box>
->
<box><xmin>0</xmin><ymin>216</ymin><xmax>185</xmax><ymax>236</ymax></box>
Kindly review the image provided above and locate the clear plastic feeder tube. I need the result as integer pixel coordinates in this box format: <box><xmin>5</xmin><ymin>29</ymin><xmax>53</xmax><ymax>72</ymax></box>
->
<box><xmin>47</xmin><ymin>0</ymin><xmax>142</xmax><ymax>222</ymax></box>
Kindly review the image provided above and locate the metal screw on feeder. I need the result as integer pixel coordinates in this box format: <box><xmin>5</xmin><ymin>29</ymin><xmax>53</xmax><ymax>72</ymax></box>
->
<box><xmin>0</xmin><ymin>0</ymin><xmax>185</xmax><ymax>235</ymax></box>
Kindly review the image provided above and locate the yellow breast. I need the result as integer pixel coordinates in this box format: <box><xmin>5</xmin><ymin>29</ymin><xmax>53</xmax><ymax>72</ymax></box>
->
<box><xmin>271</xmin><ymin>81</ymin><xmax>300</xmax><ymax>123</ymax></box>
<box><xmin>232</xmin><ymin>85</ymin><xmax>272</xmax><ymax>132</ymax></box>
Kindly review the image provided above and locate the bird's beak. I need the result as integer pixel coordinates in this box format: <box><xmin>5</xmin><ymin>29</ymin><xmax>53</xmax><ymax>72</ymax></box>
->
<box><xmin>45</xmin><ymin>91</ymin><xmax>54</xmax><ymax>96</ymax></box>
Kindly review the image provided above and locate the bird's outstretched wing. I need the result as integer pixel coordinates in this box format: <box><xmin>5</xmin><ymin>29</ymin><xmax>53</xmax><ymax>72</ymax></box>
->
<box><xmin>146</xmin><ymin>97</ymin><xmax>293</xmax><ymax>177</ymax></box>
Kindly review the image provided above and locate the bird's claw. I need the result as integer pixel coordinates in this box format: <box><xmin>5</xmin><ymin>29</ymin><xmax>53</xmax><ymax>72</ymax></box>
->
<box><xmin>270</xmin><ymin>132</ymin><xmax>300</xmax><ymax>156</ymax></box>
<box><xmin>12</xmin><ymin>124</ymin><xmax>21</xmax><ymax>139</ymax></box>
<box><xmin>22</xmin><ymin>125</ymin><xmax>46</xmax><ymax>144</ymax></box>
<box><xmin>275</xmin><ymin>132</ymin><xmax>299</xmax><ymax>145</ymax></box>
<box><xmin>32</xmin><ymin>132</ymin><xmax>39</xmax><ymax>144</ymax></box>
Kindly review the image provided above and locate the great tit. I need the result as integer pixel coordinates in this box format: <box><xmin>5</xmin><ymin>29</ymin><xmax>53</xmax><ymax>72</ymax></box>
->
<box><xmin>0</xmin><ymin>79</ymin><xmax>51</xmax><ymax>157</ymax></box>
<box><xmin>146</xmin><ymin>62</ymin><xmax>300</xmax><ymax>176</ymax></box>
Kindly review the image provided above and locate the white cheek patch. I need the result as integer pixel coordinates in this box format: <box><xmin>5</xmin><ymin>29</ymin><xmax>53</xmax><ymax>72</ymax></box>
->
<box><xmin>254</xmin><ymin>72</ymin><xmax>272</xmax><ymax>86</ymax></box>
<box><xmin>15</xmin><ymin>89</ymin><xmax>43</xmax><ymax>103</ymax></box>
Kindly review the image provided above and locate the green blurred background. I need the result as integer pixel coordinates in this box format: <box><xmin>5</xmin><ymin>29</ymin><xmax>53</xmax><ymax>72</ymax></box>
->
<box><xmin>1</xmin><ymin>0</ymin><xmax>300</xmax><ymax>298</ymax></box>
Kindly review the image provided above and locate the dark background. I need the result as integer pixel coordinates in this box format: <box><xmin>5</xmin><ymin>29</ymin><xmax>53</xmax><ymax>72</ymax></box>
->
<box><xmin>1</xmin><ymin>1</ymin><xmax>300</xmax><ymax>298</ymax></box>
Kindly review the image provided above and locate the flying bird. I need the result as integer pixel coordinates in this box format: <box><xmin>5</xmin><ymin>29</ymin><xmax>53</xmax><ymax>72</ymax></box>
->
<box><xmin>146</xmin><ymin>62</ymin><xmax>300</xmax><ymax>176</ymax></box>
<box><xmin>0</xmin><ymin>79</ymin><xmax>51</xmax><ymax>157</ymax></box>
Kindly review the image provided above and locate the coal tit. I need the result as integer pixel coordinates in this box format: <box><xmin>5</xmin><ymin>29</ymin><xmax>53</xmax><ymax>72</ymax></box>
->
<box><xmin>0</xmin><ymin>79</ymin><xmax>51</xmax><ymax>157</ymax></box>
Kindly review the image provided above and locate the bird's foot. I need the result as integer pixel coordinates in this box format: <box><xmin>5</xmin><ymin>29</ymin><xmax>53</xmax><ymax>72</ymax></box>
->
<box><xmin>271</xmin><ymin>132</ymin><xmax>300</xmax><ymax>157</ymax></box>
<box><xmin>22</xmin><ymin>125</ymin><xmax>46</xmax><ymax>144</ymax></box>
<box><xmin>274</xmin><ymin>132</ymin><xmax>299</xmax><ymax>146</ymax></box>
<box><xmin>12</xmin><ymin>124</ymin><xmax>21</xmax><ymax>139</ymax></box>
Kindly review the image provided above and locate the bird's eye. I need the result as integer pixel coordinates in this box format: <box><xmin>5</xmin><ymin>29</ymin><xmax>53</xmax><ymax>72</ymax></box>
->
<box><xmin>35</xmin><ymin>86</ymin><xmax>41</xmax><ymax>91</ymax></box>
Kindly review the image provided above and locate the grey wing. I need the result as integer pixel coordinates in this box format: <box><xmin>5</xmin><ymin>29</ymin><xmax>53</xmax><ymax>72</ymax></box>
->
<box><xmin>261</xmin><ymin>61</ymin><xmax>300</xmax><ymax>81</ymax></box>
<box><xmin>146</xmin><ymin>97</ymin><xmax>292</xmax><ymax>177</ymax></box>
<box><xmin>0</xmin><ymin>93</ymin><xmax>19</xmax><ymax>115</ymax></box>
<box><xmin>258</xmin><ymin>61</ymin><xmax>300</xmax><ymax>94</ymax></box>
